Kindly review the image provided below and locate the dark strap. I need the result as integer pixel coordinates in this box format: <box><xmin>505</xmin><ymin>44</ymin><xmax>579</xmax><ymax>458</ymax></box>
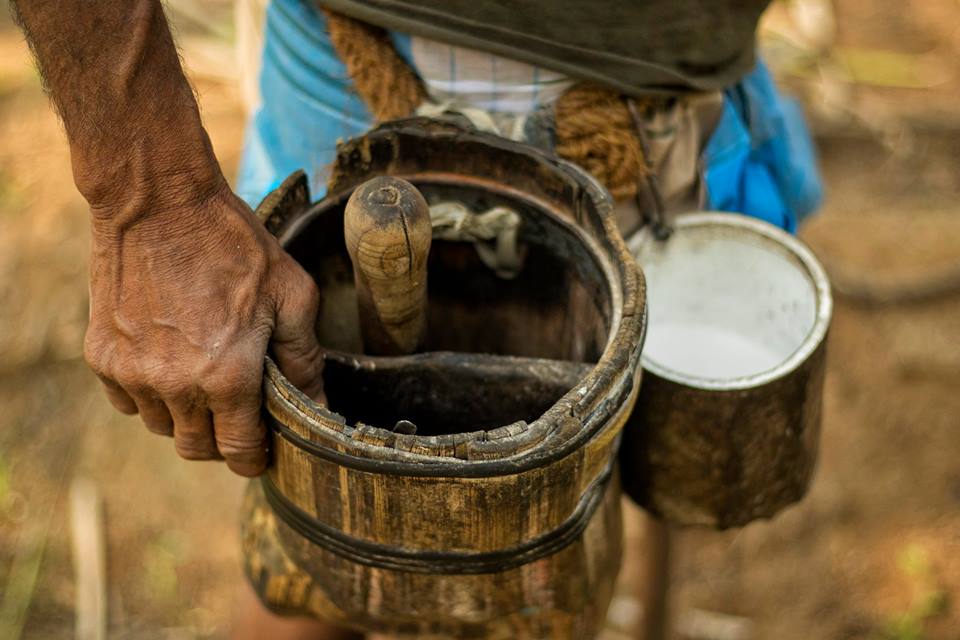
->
<box><xmin>261</xmin><ymin>461</ymin><xmax>614</xmax><ymax>574</ymax></box>
<box><xmin>316</xmin><ymin>0</ymin><xmax>769</xmax><ymax>97</ymax></box>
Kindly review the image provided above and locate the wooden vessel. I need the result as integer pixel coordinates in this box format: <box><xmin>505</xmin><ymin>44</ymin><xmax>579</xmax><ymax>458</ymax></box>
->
<box><xmin>241</xmin><ymin>118</ymin><xmax>647</xmax><ymax>638</ymax></box>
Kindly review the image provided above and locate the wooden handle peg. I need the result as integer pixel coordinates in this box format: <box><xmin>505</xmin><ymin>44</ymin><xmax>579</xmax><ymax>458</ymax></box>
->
<box><xmin>344</xmin><ymin>176</ymin><xmax>432</xmax><ymax>356</ymax></box>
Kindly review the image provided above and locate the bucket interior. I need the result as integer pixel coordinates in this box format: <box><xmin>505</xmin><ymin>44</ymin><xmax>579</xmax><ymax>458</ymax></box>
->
<box><xmin>634</xmin><ymin>216</ymin><xmax>821</xmax><ymax>383</ymax></box>
<box><xmin>319</xmin><ymin>353</ymin><xmax>590</xmax><ymax>436</ymax></box>
<box><xmin>279</xmin><ymin>180</ymin><xmax>612</xmax><ymax>436</ymax></box>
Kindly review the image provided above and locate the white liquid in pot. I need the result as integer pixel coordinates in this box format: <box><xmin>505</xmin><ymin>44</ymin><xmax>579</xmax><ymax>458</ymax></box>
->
<box><xmin>634</xmin><ymin>217</ymin><xmax>819</xmax><ymax>383</ymax></box>
<box><xmin>644</xmin><ymin>323</ymin><xmax>785</xmax><ymax>379</ymax></box>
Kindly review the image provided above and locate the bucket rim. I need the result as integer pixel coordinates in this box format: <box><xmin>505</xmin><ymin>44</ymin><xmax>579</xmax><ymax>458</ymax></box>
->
<box><xmin>628</xmin><ymin>211</ymin><xmax>832</xmax><ymax>391</ymax></box>
<box><xmin>259</xmin><ymin>118</ymin><xmax>647</xmax><ymax>475</ymax></box>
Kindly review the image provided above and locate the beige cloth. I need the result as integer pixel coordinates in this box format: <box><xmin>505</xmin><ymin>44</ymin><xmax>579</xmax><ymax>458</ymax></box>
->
<box><xmin>235</xmin><ymin>0</ymin><xmax>269</xmax><ymax>115</ymax></box>
<box><xmin>614</xmin><ymin>92</ymin><xmax>724</xmax><ymax>235</ymax></box>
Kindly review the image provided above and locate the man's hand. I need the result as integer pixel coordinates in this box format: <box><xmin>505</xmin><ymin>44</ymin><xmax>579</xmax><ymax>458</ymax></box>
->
<box><xmin>84</xmin><ymin>185</ymin><xmax>324</xmax><ymax>476</ymax></box>
<box><xmin>12</xmin><ymin>0</ymin><xmax>325</xmax><ymax>475</ymax></box>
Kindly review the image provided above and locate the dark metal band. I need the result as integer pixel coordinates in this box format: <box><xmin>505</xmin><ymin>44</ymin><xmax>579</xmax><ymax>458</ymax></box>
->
<box><xmin>261</xmin><ymin>462</ymin><xmax>614</xmax><ymax>575</ymax></box>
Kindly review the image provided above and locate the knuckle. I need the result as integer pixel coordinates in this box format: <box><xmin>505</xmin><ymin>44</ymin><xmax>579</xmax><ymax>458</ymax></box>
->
<box><xmin>110</xmin><ymin>368</ymin><xmax>143</xmax><ymax>393</ymax></box>
<box><xmin>205</xmin><ymin>360</ymin><xmax>262</xmax><ymax>402</ymax></box>
<box><xmin>300</xmin><ymin>271</ymin><xmax>321</xmax><ymax>305</ymax></box>
<box><xmin>175</xmin><ymin>437</ymin><xmax>216</xmax><ymax>460</ymax></box>
<box><xmin>137</xmin><ymin>358</ymin><xmax>195</xmax><ymax>400</ymax></box>
<box><xmin>114</xmin><ymin>369</ymin><xmax>152</xmax><ymax>397</ymax></box>
<box><xmin>153</xmin><ymin>374</ymin><xmax>192</xmax><ymax>400</ymax></box>
<box><xmin>292</xmin><ymin>272</ymin><xmax>320</xmax><ymax>312</ymax></box>
<box><xmin>217</xmin><ymin>437</ymin><xmax>265</xmax><ymax>459</ymax></box>
<box><xmin>249</xmin><ymin>239</ymin><xmax>271</xmax><ymax>273</ymax></box>
<box><xmin>82</xmin><ymin>331</ymin><xmax>111</xmax><ymax>375</ymax></box>
<box><xmin>276</xmin><ymin>264</ymin><xmax>318</xmax><ymax>316</ymax></box>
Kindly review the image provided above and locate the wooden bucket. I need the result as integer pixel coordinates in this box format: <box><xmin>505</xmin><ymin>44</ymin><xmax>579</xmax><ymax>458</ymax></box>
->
<box><xmin>619</xmin><ymin>213</ymin><xmax>832</xmax><ymax>528</ymax></box>
<box><xmin>241</xmin><ymin>118</ymin><xmax>647</xmax><ymax>638</ymax></box>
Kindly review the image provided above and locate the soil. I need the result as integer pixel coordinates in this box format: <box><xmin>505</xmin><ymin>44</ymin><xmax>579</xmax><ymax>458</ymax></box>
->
<box><xmin>0</xmin><ymin>1</ymin><xmax>957</xmax><ymax>638</ymax></box>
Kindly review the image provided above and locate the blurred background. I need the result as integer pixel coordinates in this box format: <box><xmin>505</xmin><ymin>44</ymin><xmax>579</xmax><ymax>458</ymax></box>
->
<box><xmin>0</xmin><ymin>0</ymin><xmax>958</xmax><ymax>638</ymax></box>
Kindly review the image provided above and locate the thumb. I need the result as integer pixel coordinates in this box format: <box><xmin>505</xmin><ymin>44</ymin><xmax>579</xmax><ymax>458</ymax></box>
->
<box><xmin>271</xmin><ymin>263</ymin><xmax>326</xmax><ymax>402</ymax></box>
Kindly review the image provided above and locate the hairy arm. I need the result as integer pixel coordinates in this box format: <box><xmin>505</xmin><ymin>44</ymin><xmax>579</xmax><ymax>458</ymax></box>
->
<box><xmin>12</xmin><ymin>1</ymin><xmax>221</xmax><ymax>214</ymax></box>
<box><xmin>12</xmin><ymin>0</ymin><xmax>325</xmax><ymax>476</ymax></box>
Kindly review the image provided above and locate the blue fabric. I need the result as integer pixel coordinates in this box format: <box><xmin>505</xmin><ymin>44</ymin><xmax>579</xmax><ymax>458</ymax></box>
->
<box><xmin>236</xmin><ymin>0</ymin><xmax>374</xmax><ymax>205</ymax></box>
<box><xmin>237</xmin><ymin>0</ymin><xmax>418</xmax><ymax>205</ymax></box>
<box><xmin>237</xmin><ymin>0</ymin><xmax>823</xmax><ymax>233</ymax></box>
<box><xmin>702</xmin><ymin>61</ymin><xmax>823</xmax><ymax>232</ymax></box>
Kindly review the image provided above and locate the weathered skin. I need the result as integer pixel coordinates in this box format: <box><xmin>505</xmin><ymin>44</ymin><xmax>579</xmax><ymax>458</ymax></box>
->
<box><xmin>10</xmin><ymin>0</ymin><xmax>325</xmax><ymax>478</ymax></box>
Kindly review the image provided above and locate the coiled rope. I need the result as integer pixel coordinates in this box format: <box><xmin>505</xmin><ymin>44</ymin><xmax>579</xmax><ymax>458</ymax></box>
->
<box><xmin>321</xmin><ymin>8</ymin><xmax>429</xmax><ymax>122</ymax></box>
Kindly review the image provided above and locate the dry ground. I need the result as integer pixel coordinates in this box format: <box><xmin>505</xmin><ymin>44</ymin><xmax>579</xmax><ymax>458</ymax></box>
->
<box><xmin>0</xmin><ymin>1</ymin><xmax>958</xmax><ymax>638</ymax></box>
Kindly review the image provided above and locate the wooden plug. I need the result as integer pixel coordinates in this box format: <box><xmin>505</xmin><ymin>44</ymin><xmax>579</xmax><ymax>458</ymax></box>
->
<box><xmin>344</xmin><ymin>176</ymin><xmax>432</xmax><ymax>356</ymax></box>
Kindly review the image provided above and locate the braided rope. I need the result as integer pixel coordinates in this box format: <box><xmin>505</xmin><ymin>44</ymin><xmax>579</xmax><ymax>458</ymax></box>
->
<box><xmin>554</xmin><ymin>85</ymin><xmax>649</xmax><ymax>199</ymax></box>
<box><xmin>321</xmin><ymin>7</ymin><xmax>429</xmax><ymax>122</ymax></box>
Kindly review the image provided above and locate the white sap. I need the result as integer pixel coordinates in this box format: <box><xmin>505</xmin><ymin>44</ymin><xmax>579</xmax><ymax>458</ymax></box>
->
<box><xmin>633</xmin><ymin>215</ymin><xmax>819</xmax><ymax>383</ymax></box>
<box><xmin>644</xmin><ymin>323</ymin><xmax>785</xmax><ymax>379</ymax></box>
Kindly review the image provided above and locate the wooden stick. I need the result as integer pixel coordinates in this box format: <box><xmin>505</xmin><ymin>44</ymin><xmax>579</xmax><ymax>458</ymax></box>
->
<box><xmin>344</xmin><ymin>177</ymin><xmax>432</xmax><ymax>356</ymax></box>
<box><xmin>69</xmin><ymin>478</ymin><xmax>107</xmax><ymax>640</ymax></box>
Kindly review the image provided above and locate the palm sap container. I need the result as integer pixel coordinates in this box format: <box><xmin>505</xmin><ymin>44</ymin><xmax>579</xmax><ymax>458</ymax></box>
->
<box><xmin>620</xmin><ymin>213</ymin><xmax>832</xmax><ymax>528</ymax></box>
<box><xmin>241</xmin><ymin>118</ymin><xmax>647</xmax><ymax>638</ymax></box>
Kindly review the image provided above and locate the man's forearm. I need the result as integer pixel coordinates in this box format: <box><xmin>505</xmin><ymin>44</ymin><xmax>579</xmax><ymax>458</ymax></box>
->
<box><xmin>12</xmin><ymin>0</ymin><xmax>326</xmax><ymax>478</ymax></box>
<box><xmin>11</xmin><ymin>0</ymin><xmax>224</xmax><ymax>224</ymax></box>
